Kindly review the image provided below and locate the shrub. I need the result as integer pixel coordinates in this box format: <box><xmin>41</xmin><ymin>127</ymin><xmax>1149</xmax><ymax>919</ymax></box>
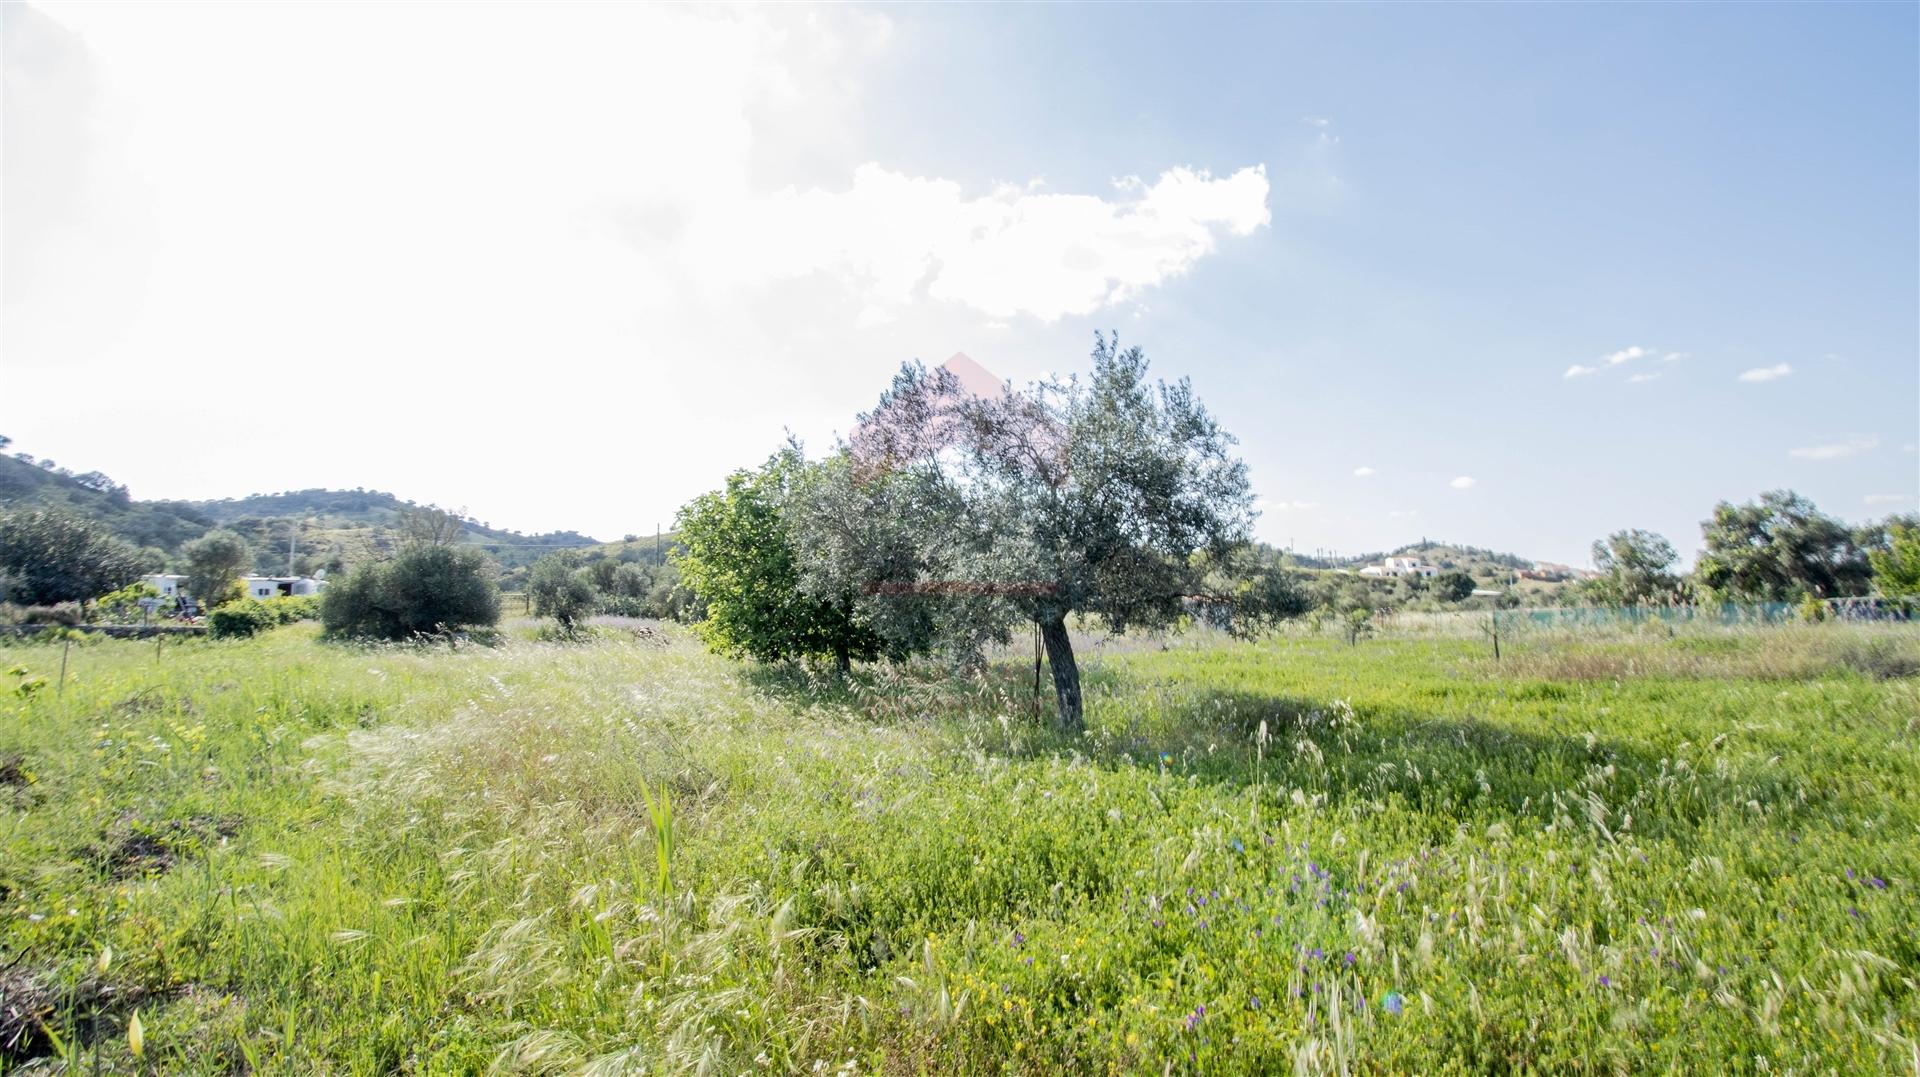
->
<box><xmin>90</xmin><ymin>582</ymin><xmax>162</xmax><ymax>624</ymax></box>
<box><xmin>208</xmin><ymin>599</ymin><xmax>277</xmax><ymax>640</ymax></box>
<box><xmin>263</xmin><ymin>595</ymin><xmax>321</xmax><ymax>624</ymax></box>
<box><xmin>19</xmin><ymin>603</ymin><xmax>82</xmax><ymax>626</ymax></box>
<box><xmin>0</xmin><ymin>509</ymin><xmax>150</xmax><ymax>605</ymax></box>
<box><xmin>320</xmin><ymin>546</ymin><xmax>500</xmax><ymax>641</ymax></box>
<box><xmin>529</xmin><ymin>555</ymin><xmax>595</xmax><ymax>634</ymax></box>
<box><xmin>184</xmin><ymin>530</ymin><xmax>252</xmax><ymax>608</ymax></box>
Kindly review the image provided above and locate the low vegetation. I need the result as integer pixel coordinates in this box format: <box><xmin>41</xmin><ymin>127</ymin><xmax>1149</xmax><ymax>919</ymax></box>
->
<box><xmin>2</xmin><ymin>618</ymin><xmax>1914</xmax><ymax>1072</ymax></box>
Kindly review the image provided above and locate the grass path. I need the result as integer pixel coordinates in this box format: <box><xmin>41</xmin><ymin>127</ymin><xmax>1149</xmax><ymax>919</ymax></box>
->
<box><xmin>3</xmin><ymin>625</ymin><xmax>1916</xmax><ymax>1072</ymax></box>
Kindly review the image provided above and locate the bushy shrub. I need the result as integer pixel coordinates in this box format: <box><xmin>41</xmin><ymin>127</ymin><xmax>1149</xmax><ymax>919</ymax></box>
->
<box><xmin>90</xmin><ymin>582</ymin><xmax>161</xmax><ymax>624</ymax></box>
<box><xmin>19</xmin><ymin>603</ymin><xmax>82</xmax><ymax>626</ymax></box>
<box><xmin>320</xmin><ymin>546</ymin><xmax>500</xmax><ymax>641</ymax></box>
<box><xmin>263</xmin><ymin>595</ymin><xmax>321</xmax><ymax>624</ymax></box>
<box><xmin>0</xmin><ymin>509</ymin><xmax>150</xmax><ymax>605</ymax></box>
<box><xmin>528</xmin><ymin>555</ymin><xmax>595</xmax><ymax>633</ymax></box>
<box><xmin>592</xmin><ymin>593</ymin><xmax>653</xmax><ymax>618</ymax></box>
<box><xmin>208</xmin><ymin>599</ymin><xmax>277</xmax><ymax>639</ymax></box>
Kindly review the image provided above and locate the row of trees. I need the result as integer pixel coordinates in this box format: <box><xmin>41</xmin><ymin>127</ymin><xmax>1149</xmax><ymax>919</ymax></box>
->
<box><xmin>1584</xmin><ymin>491</ymin><xmax>1917</xmax><ymax>608</ymax></box>
<box><xmin>673</xmin><ymin>335</ymin><xmax>1306</xmax><ymax>731</ymax></box>
<box><xmin>524</xmin><ymin>550</ymin><xmax>686</xmax><ymax>633</ymax></box>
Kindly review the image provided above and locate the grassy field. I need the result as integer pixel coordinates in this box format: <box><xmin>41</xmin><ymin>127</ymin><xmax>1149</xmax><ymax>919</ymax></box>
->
<box><xmin>2</xmin><ymin>621</ymin><xmax>1917</xmax><ymax>1074</ymax></box>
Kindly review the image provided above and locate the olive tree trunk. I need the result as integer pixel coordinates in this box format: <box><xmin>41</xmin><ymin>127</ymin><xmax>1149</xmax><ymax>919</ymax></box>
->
<box><xmin>1038</xmin><ymin>615</ymin><xmax>1083</xmax><ymax>733</ymax></box>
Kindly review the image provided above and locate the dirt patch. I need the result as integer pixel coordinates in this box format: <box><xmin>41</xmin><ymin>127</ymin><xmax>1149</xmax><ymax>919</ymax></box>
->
<box><xmin>0</xmin><ymin>755</ymin><xmax>27</xmax><ymax>789</ymax></box>
<box><xmin>93</xmin><ymin>815</ymin><xmax>241</xmax><ymax>880</ymax></box>
<box><xmin>0</xmin><ymin>961</ymin><xmax>172</xmax><ymax>1067</ymax></box>
<box><xmin>0</xmin><ymin>961</ymin><xmax>59</xmax><ymax>1063</ymax></box>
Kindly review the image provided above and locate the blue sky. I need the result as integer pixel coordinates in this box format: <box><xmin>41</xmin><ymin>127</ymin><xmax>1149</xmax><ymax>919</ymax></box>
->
<box><xmin>4</xmin><ymin>3</ymin><xmax>1914</xmax><ymax>564</ymax></box>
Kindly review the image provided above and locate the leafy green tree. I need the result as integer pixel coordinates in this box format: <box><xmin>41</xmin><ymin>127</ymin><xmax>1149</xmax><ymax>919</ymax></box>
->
<box><xmin>1869</xmin><ymin>519</ymin><xmax>1920</xmax><ymax>599</ymax></box>
<box><xmin>0</xmin><ymin>509</ymin><xmax>150</xmax><ymax>605</ymax></box>
<box><xmin>1430</xmin><ymin>570</ymin><xmax>1475</xmax><ymax>604</ymax></box>
<box><xmin>1695</xmin><ymin>491</ymin><xmax>1870</xmax><ymax>601</ymax></box>
<box><xmin>529</xmin><ymin>554</ymin><xmax>596</xmax><ymax>633</ymax></box>
<box><xmin>184</xmin><ymin>530</ymin><xmax>252</xmax><ymax>609</ymax></box>
<box><xmin>1587</xmin><ymin>529</ymin><xmax>1681</xmax><ymax>606</ymax></box>
<box><xmin>319</xmin><ymin>545</ymin><xmax>500</xmax><ymax>639</ymax></box>
<box><xmin>674</xmin><ymin>449</ymin><xmax>887</xmax><ymax>673</ymax></box>
<box><xmin>785</xmin><ymin>450</ymin><xmax>966</xmax><ymax>663</ymax></box>
<box><xmin>843</xmin><ymin>334</ymin><xmax>1301</xmax><ymax>731</ymax></box>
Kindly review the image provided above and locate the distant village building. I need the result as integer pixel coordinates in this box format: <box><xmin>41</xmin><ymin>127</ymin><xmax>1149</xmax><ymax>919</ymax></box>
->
<box><xmin>1359</xmin><ymin>555</ymin><xmax>1439</xmax><ymax>579</ymax></box>
<box><xmin>139</xmin><ymin>573</ymin><xmax>325</xmax><ymax>602</ymax></box>
<box><xmin>242</xmin><ymin>575</ymin><xmax>326</xmax><ymax>598</ymax></box>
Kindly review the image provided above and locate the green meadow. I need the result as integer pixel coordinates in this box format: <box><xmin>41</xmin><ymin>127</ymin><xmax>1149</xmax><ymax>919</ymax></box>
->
<box><xmin>3</xmin><ymin>622</ymin><xmax>1916</xmax><ymax>1073</ymax></box>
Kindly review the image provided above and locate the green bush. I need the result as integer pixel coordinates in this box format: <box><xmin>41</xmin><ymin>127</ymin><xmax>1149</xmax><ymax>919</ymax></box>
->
<box><xmin>320</xmin><ymin>546</ymin><xmax>501</xmax><ymax>641</ymax></box>
<box><xmin>263</xmin><ymin>595</ymin><xmax>321</xmax><ymax>624</ymax></box>
<box><xmin>208</xmin><ymin>598</ymin><xmax>277</xmax><ymax>639</ymax></box>
<box><xmin>90</xmin><ymin>582</ymin><xmax>162</xmax><ymax>624</ymax></box>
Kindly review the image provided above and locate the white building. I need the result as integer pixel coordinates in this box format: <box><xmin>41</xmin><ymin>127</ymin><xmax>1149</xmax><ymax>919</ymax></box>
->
<box><xmin>1359</xmin><ymin>556</ymin><xmax>1440</xmax><ymax>579</ymax></box>
<box><xmin>143</xmin><ymin>574</ymin><xmax>191</xmax><ymax>598</ymax></box>
<box><xmin>241</xmin><ymin>576</ymin><xmax>326</xmax><ymax>598</ymax></box>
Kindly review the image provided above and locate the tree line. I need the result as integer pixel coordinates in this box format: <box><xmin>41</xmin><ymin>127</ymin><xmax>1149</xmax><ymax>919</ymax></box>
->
<box><xmin>1581</xmin><ymin>492</ymin><xmax>1917</xmax><ymax>609</ymax></box>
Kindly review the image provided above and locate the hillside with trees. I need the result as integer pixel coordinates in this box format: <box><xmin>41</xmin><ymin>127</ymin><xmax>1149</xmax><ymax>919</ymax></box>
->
<box><xmin>0</xmin><ymin>449</ymin><xmax>605</xmax><ymax>576</ymax></box>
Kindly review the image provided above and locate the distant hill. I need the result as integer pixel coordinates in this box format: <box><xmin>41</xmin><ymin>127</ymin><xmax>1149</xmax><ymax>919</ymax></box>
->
<box><xmin>0</xmin><ymin>452</ymin><xmax>618</xmax><ymax>576</ymax></box>
<box><xmin>1284</xmin><ymin>541</ymin><xmax>1535</xmax><ymax>575</ymax></box>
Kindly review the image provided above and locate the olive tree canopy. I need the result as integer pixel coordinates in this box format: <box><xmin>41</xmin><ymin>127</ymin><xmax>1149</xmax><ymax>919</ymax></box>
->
<box><xmin>832</xmin><ymin>334</ymin><xmax>1303</xmax><ymax>731</ymax></box>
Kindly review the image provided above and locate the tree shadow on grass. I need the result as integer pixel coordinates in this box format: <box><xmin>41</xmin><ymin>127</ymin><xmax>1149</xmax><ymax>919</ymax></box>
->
<box><xmin>736</xmin><ymin>655</ymin><xmax>1678</xmax><ymax>835</ymax></box>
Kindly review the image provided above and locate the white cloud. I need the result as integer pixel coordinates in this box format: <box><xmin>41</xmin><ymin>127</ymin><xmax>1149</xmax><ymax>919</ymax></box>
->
<box><xmin>1604</xmin><ymin>345</ymin><xmax>1646</xmax><ymax>366</ymax></box>
<box><xmin>1</xmin><ymin>2</ymin><xmax>1270</xmax><ymax>538</ymax></box>
<box><xmin>1564</xmin><ymin>364</ymin><xmax>1598</xmax><ymax>379</ymax></box>
<box><xmin>1738</xmin><ymin>363</ymin><xmax>1793</xmax><ymax>383</ymax></box>
<box><xmin>1865</xmin><ymin>493</ymin><xmax>1916</xmax><ymax>506</ymax></box>
<box><xmin>1353</xmin><ymin>466</ymin><xmax>1376</xmax><ymax>477</ymax></box>
<box><xmin>1627</xmin><ymin>372</ymin><xmax>1661</xmax><ymax>384</ymax></box>
<box><xmin>704</xmin><ymin>162</ymin><xmax>1273</xmax><ymax>322</ymax></box>
<box><xmin>1388</xmin><ymin>509</ymin><xmax>1420</xmax><ymax>518</ymax></box>
<box><xmin>1450</xmin><ymin>476</ymin><xmax>1476</xmax><ymax>489</ymax></box>
<box><xmin>1662</xmin><ymin>351</ymin><xmax>1689</xmax><ymax>362</ymax></box>
<box><xmin>1789</xmin><ymin>436</ymin><xmax>1879</xmax><ymax>461</ymax></box>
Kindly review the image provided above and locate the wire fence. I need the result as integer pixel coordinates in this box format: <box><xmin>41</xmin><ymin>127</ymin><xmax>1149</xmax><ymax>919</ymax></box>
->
<box><xmin>1374</xmin><ymin>598</ymin><xmax>1914</xmax><ymax>641</ymax></box>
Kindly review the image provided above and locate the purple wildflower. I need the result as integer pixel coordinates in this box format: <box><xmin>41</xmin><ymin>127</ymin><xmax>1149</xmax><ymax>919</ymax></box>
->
<box><xmin>1382</xmin><ymin>992</ymin><xmax>1405</xmax><ymax>1016</ymax></box>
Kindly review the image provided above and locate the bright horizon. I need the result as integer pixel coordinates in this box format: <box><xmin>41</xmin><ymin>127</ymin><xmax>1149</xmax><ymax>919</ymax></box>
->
<box><xmin>5</xmin><ymin>3</ymin><xmax>1915</xmax><ymax>567</ymax></box>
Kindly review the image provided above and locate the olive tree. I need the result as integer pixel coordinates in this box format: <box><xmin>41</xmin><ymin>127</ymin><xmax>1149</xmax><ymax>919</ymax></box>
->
<box><xmin>0</xmin><ymin>509</ymin><xmax>149</xmax><ymax>605</ymax></box>
<box><xmin>184</xmin><ymin>529</ymin><xmax>252</xmax><ymax>608</ymax></box>
<box><xmin>528</xmin><ymin>554</ymin><xmax>595</xmax><ymax>634</ymax></box>
<box><xmin>843</xmin><ymin>334</ymin><xmax>1303</xmax><ymax>731</ymax></box>
<box><xmin>320</xmin><ymin>545</ymin><xmax>500</xmax><ymax>639</ymax></box>
<box><xmin>1587</xmin><ymin>529</ymin><xmax>1682</xmax><ymax>606</ymax></box>
<box><xmin>1696</xmin><ymin>491</ymin><xmax>1870</xmax><ymax>601</ymax></box>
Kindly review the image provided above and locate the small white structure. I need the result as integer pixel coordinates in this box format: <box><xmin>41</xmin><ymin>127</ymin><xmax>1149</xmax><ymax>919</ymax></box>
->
<box><xmin>143</xmin><ymin>574</ymin><xmax>191</xmax><ymax>598</ymax></box>
<box><xmin>242</xmin><ymin>576</ymin><xmax>326</xmax><ymax>598</ymax></box>
<box><xmin>1359</xmin><ymin>556</ymin><xmax>1439</xmax><ymax>579</ymax></box>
